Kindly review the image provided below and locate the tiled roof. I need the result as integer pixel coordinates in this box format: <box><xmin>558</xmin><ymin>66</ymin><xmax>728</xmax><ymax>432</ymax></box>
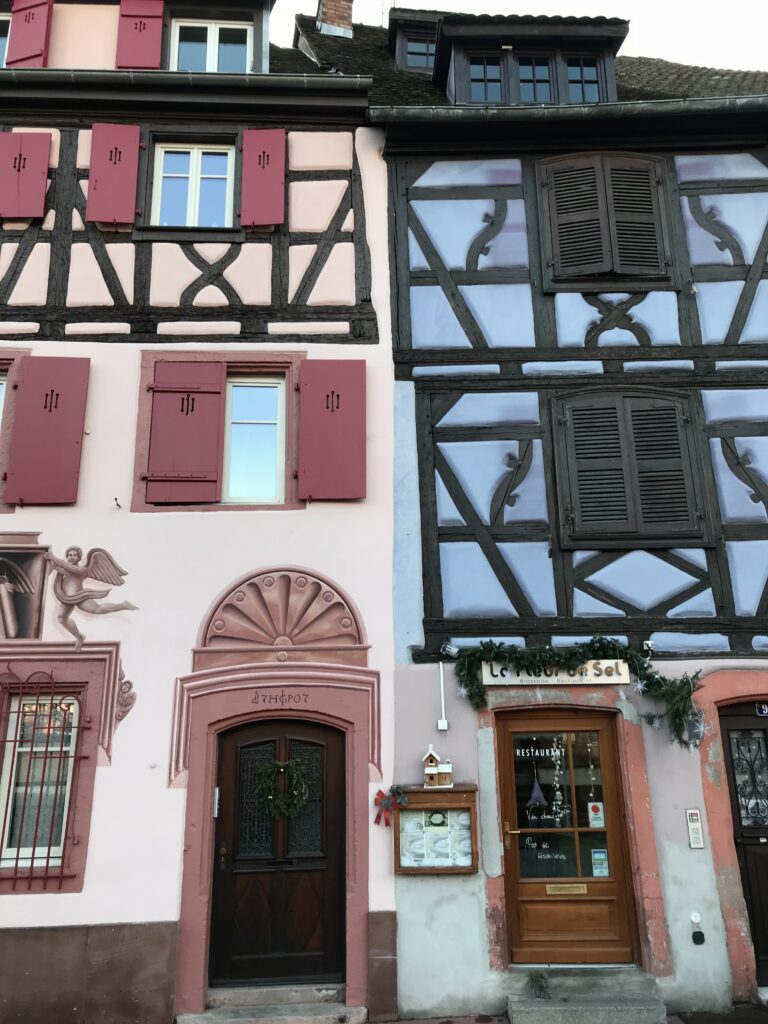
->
<box><xmin>294</xmin><ymin>15</ymin><xmax>768</xmax><ymax>106</ymax></box>
<box><xmin>268</xmin><ymin>41</ymin><xmax>319</xmax><ymax>75</ymax></box>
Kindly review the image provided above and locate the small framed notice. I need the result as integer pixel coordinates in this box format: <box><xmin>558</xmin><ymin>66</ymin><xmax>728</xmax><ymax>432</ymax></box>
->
<box><xmin>394</xmin><ymin>786</ymin><xmax>478</xmax><ymax>875</ymax></box>
<box><xmin>588</xmin><ymin>801</ymin><xmax>605</xmax><ymax>828</ymax></box>
<box><xmin>686</xmin><ymin>808</ymin><xmax>705</xmax><ymax>850</ymax></box>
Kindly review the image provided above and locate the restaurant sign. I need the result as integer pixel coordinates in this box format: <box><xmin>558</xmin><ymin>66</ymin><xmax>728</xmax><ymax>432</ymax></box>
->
<box><xmin>481</xmin><ymin>659</ymin><xmax>630</xmax><ymax>687</ymax></box>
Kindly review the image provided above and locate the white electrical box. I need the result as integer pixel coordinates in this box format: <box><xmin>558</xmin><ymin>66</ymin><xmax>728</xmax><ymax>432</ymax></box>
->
<box><xmin>686</xmin><ymin>808</ymin><xmax>705</xmax><ymax>849</ymax></box>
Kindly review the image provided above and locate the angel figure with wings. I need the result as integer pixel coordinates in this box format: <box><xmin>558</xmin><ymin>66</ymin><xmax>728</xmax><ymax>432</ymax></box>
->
<box><xmin>46</xmin><ymin>546</ymin><xmax>138</xmax><ymax>652</ymax></box>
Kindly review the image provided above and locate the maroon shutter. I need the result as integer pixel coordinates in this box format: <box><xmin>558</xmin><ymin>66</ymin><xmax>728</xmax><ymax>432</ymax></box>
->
<box><xmin>145</xmin><ymin>362</ymin><xmax>226</xmax><ymax>504</ymax></box>
<box><xmin>240</xmin><ymin>129</ymin><xmax>286</xmax><ymax>228</ymax></box>
<box><xmin>0</xmin><ymin>133</ymin><xmax>51</xmax><ymax>220</ymax></box>
<box><xmin>298</xmin><ymin>360</ymin><xmax>366</xmax><ymax>500</ymax></box>
<box><xmin>6</xmin><ymin>0</ymin><xmax>53</xmax><ymax>69</ymax></box>
<box><xmin>4</xmin><ymin>357</ymin><xmax>90</xmax><ymax>505</ymax></box>
<box><xmin>116</xmin><ymin>0</ymin><xmax>164</xmax><ymax>70</ymax></box>
<box><xmin>86</xmin><ymin>124</ymin><xmax>141</xmax><ymax>224</ymax></box>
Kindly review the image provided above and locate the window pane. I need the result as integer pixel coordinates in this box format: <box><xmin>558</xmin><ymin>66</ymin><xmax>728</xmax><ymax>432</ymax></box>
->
<box><xmin>520</xmin><ymin>82</ymin><xmax>535</xmax><ymax>103</ymax></box>
<box><xmin>534</xmin><ymin>61</ymin><xmax>549</xmax><ymax>80</ymax></box>
<box><xmin>218</xmin><ymin>27</ymin><xmax>248</xmax><ymax>73</ymax></box>
<box><xmin>538</xmin><ymin>82</ymin><xmax>551</xmax><ymax>103</ymax></box>
<box><xmin>228</xmin><ymin>423</ymin><xmax>279</xmax><ymax>500</ymax></box>
<box><xmin>177</xmin><ymin>25</ymin><xmax>208</xmax><ymax>72</ymax></box>
<box><xmin>198</xmin><ymin>177</ymin><xmax>228</xmax><ymax>227</ymax></box>
<box><xmin>567</xmin><ymin>62</ymin><xmax>582</xmax><ymax>81</ymax></box>
<box><xmin>514</xmin><ymin>733</ymin><xmax>572</xmax><ymax>828</ymax></box>
<box><xmin>486</xmin><ymin>80</ymin><xmax>502</xmax><ymax>102</ymax></box>
<box><xmin>579</xmin><ymin>833</ymin><xmax>610</xmax><ymax>877</ymax></box>
<box><xmin>486</xmin><ymin>60</ymin><xmax>501</xmax><ymax>80</ymax></box>
<box><xmin>0</xmin><ymin>21</ymin><xmax>8</xmax><ymax>68</ymax></box>
<box><xmin>584</xmin><ymin>82</ymin><xmax>600</xmax><ymax>102</ymax></box>
<box><xmin>470</xmin><ymin>81</ymin><xmax>486</xmax><ymax>103</ymax></box>
<box><xmin>571</xmin><ymin>731</ymin><xmax>604</xmax><ymax>827</ymax></box>
<box><xmin>518</xmin><ymin>831</ymin><xmax>577</xmax><ymax>878</ymax></box>
<box><xmin>159</xmin><ymin>176</ymin><xmax>190</xmax><ymax>226</ymax></box>
<box><xmin>8</xmin><ymin>754</ymin><xmax>69</xmax><ymax>850</ymax></box>
<box><xmin>470</xmin><ymin>60</ymin><xmax>486</xmax><ymax>77</ymax></box>
<box><xmin>163</xmin><ymin>150</ymin><xmax>191</xmax><ymax>175</ymax></box>
<box><xmin>568</xmin><ymin>83</ymin><xmax>584</xmax><ymax>103</ymax></box>
<box><xmin>583</xmin><ymin>61</ymin><xmax>599</xmax><ymax>80</ymax></box>
<box><xmin>231</xmin><ymin>384</ymin><xmax>279</xmax><ymax>422</ymax></box>
<box><xmin>201</xmin><ymin>151</ymin><xmax>229</xmax><ymax>177</ymax></box>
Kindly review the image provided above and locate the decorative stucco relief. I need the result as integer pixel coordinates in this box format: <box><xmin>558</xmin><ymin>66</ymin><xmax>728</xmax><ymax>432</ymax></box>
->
<box><xmin>46</xmin><ymin>546</ymin><xmax>137</xmax><ymax>652</ymax></box>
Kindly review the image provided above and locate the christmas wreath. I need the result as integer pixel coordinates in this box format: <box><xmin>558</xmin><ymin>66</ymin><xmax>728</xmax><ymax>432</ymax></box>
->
<box><xmin>454</xmin><ymin>635</ymin><xmax>703</xmax><ymax>748</ymax></box>
<box><xmin>255</xmin><ymin>758</ymin><xmax>310</xmax><ymax>819</ymax></box>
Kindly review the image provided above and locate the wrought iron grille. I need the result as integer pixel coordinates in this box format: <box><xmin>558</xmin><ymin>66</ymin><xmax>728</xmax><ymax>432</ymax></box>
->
<box><xmin>0</xmin><ymin>672</ymin><xmax>84</xmax><ymax>890</ymax></box>
<box><xmin>729</xmin><ymin>729</ymin><xmax>768</xmax><ymax>827</ymax></box>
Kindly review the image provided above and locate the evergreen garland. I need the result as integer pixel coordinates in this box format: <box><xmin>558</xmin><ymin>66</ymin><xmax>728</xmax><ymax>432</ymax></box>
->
<box><xmin>454</xmin><ymin>635</ymin><xmax>702</xmax><ymax>747</ymax></box>
<box><xmin>255</xmin><ymin>759</ymin><xmax>310</xmax><ymax>819</ymax></box>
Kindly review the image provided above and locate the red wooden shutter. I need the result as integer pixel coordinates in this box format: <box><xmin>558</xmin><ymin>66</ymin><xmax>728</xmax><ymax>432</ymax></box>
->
<box><xmin>241</xmin><ymin>129</ymin><xmax>286</xmax><ymax>228</ymax></box>
<box><xmin>6</xmin><ymin>0</ymin><xmax>53</xmax><ymax>69</ymax></box>
<box><xmin>144</xmin><ymin>362</ymin><xmax>226</xmax><ymax>504</ymax></box>
<box><xmin>298</xmin><ymin>360</ymin><xmax>366</xmax><ymax>500</ymax></box>
<box><xmin>4</xmin><ymin>357</ymin><xmax>90</xmax><ymax>505</ymax></box>
<box><xmin>86</xmin><ymin>124</ymin><xmax>141</xmax><ymax>224</ymax></box>
<box><xmin>116</xmin><ymin>0</ymin><xmax>164</xmax><ymax>70</ymax></box>
<box><xmin>0</xmin><ymin>134</ymin><xmax>51</xmax><ymax>218</ymax></box>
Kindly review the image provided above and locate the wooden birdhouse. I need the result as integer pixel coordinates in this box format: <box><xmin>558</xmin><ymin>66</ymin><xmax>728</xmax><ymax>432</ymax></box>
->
<box><xmin>422</xmin><ymin>745</ymin><xmax>453</xmax><ymax>789</ymax></box>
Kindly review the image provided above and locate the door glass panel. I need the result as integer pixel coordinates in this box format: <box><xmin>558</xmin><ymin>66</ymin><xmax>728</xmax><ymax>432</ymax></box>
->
<box><xmin>287</xmin><ymin>741</ymin><xmax>324</xmax><ymax>856</ymax></box>
<box><xmin>236</xmin><ymin>741</ymin><xmax>276</xmax><ymax>858</ymax></box>
<box><xmin>514</xmin><ymin>733</ymin><xmax>572</xmax><ymax>828</ymax></box>
<box><xmin>518</xmin><ymin>831</ymin><xmax>577</xmax><ymax>878</ymax></box>
<box><xmin>579</xmin><ymin>832</ymin><xmax>610</xmax><ymax>877</ymax></box>
<box><xmin>729</xmin><ymin>729</ymin><xmax>768</xmax><ymax>827</ymax></box>
<box><xmin>571</xmin><ymin>731</ymin><xmax>604</xmax><ymax>827</ymax></box>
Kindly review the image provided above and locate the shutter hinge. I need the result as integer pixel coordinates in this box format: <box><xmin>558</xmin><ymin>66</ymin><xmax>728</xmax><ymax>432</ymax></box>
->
<box><xmin>140</xmin><ymin>142</ymin><xmax>147</xmax><ymax>151</ymax></box>
<box><xmin>682</xmin><ymin>411</ymin><xmax>691</xmax><ymax>422</ymax></box>
<box><xmin>565</xmin><ymin>507</ymin><xmax>575</xmax><ymax>530</ymax></box>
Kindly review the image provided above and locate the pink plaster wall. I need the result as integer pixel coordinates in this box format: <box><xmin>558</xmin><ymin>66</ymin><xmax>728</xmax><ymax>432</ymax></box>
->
<box><xmin>289</xmin><ymin>181</ymin><xmax>349</xmax><ymax>233</ymax></box>
<box><xmin>309</xmin><ymin>243</ymin><xmax>356</xmax><ymax>306</ymax></box>
<box><xmin>289</xmin><ymin>132</ymin><xmax>354</xmax><ymax>171</ymax></box>
<box><xmin>48</xmin><ymin>4</ymin><xmax>120</xmax><ymax>70</ymax></box>
<box><xmin>8</xmin><ymin>244</ymin><xmax>50</xmax><ymax>306</ymax></box>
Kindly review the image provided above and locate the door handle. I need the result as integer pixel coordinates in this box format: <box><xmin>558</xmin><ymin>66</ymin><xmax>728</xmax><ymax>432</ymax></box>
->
<box><xmin>504</xmin><ymin>822</ymin><xmax>520</xmax><ymax>849</ymax></box>
<box><xmin>218</xmin><ymin>844</ymin><xmax>227</xmax><ymax>871</ymax></box>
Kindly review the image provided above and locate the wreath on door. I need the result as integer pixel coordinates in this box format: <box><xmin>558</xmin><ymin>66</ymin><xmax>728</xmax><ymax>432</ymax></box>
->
<box><xmin>255</xmin><ymin>759</ymin><xmax>310</xmax><ymax>819</ymax></box>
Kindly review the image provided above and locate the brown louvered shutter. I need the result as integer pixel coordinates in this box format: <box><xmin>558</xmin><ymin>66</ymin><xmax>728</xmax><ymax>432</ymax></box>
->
<box><xmin>557</xmin><ymin>394</ymin><xmax>634</xmax><ymax>543</ymax></box>
<box><xmin>605</xmin><ymin>156</ymin><xmax>667</xmax><ymax>277</ymax></box>
<box><xmin>144</xmin><ymin>361</ymin><xmax>226</xmax><ymax>504</ymax></box>
<box><xmin>556</xmin><ymin>391</ymin><xmax>706</xmax><ymax>548</ymax></box>
<box><xmin>626</xmin><ymin>395</ymin><xmax>700</xmax><ymax>539</ymax></box>
<box><xmin>541</xmin><ymin>155</ymin><xmax>612</xmax><ymax>280</ymax></box>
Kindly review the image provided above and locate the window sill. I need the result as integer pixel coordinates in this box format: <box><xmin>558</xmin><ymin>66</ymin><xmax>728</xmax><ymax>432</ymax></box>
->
<box><xmin>134</xmin><ymin>501</ymin><xmax>306</xmax><ymax>514</ymax></box>
<box><xmin>132</xmin><ymin>225</ymin><xmax>247</xmax><ymax>243</ymax></box>
<box><xmin>546</xmin><ymin>278</ymin><xmax>678</xmax><ymax>294</ymax></box>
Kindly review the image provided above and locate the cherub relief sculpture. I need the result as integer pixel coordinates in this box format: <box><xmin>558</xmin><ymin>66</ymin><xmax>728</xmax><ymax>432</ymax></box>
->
<box><xmin>46</xmin><ymin>546</ymin><xmax>138</xmax><ymax>652</ymax></box>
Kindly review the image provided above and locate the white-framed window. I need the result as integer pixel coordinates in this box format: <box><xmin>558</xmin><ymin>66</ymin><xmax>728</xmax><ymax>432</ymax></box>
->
<box><xmin>0</xmin><ymin>695</ymin><xmax>79</xmax><ymax>868</ymax></box>
<box><xmin>223</xmin><ymin>377</ymin><xmax>286</xmax><ymax>504</ymax></box>
<box><xmin>170</xmin><ymin>19</ymin><xmax>253</xmax><ymax>74</ymax></box>
<box><xmin>0</xmin><ymin>16</ymin><xmax>10</xmax><ymax>68</ymax></box>
<box><xmin>151</xmin><ymin>144</ymin><xmax>235</xmax><ymax>228</ymax></box>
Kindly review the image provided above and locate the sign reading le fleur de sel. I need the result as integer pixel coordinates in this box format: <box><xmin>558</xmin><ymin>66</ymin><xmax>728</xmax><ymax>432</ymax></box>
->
<box><xmin>481</xmin><ymin>659</ymin><xmax>630</xmax><ymax>687</ymax></box>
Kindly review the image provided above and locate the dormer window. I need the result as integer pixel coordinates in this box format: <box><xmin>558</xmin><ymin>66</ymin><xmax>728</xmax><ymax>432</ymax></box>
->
<box><xmin>469</xmin><ymin>54</ymin><xmax>504</xmax><ymax>103</ymax></box>
<box><xmin>518</xmin><ymin>56</ymin><xmax>552</xmax><ymax>103</ymax></box>
<box><xmin>406</xmin><ymin>34</ymin><xmax>436</xmax><ymax>71</ymax></box>
<box><xmin>566</xmin><ymin>57</ymin><xmax>600</xmax><ymax>103</ymax></box>
<box><xmin>170</xmin><ymin>19</ymin><xmax>253</xmax><ymax>74</ymax></box>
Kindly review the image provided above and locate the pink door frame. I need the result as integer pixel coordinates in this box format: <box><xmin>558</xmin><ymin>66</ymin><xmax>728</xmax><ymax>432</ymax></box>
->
<box><xmin>696</xmin><ymin>669</ymin><xmax>768</xmax><ymax>1002</ymax></box>
<box><xmin>480</xmin><ymin>690</ymin><xmax>673</xmax><ymax>978</ymax></box>
<box><xmin>170</xmin><ymin>663</ymin><xmax>380</xmax><ymax>1016</ymax></box>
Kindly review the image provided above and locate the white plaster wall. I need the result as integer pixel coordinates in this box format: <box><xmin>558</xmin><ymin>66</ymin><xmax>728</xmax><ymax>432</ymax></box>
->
<box><xmin>393</xmin><ymin>382</ymin><xmax>425</xmax><ymax>664</ymax></box>
<box><xmin>0</xmin><ymin>126</ymin><xmax>396</xmax><ymax>926</ymax></box>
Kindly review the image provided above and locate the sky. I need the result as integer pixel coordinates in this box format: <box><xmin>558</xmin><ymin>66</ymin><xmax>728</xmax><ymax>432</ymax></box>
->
<box><xmin>270</xmin><ymin>1</ymin><xmax>768</xmax><ymax>72</ymax></box>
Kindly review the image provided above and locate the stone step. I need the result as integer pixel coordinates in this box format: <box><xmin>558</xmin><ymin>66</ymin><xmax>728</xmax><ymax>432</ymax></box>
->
<box><xmin>507</xmin><ymin>998</ymin><xmax>667</xmax><ymax>1024</ymax></box>
<box><xmin>177</xmin><ymin>1001</ymin><xmax>367</xmax><ymax>1024</ymax></box>
<box><xmin>207</xmin><ymin>987</ymin><xmax>345</xmax><ymax>1009</ymax></box>
<box><xmin>506</xmin><ymin>966</ymin><xmax>659</xmax><ymax>1002</ymax></box>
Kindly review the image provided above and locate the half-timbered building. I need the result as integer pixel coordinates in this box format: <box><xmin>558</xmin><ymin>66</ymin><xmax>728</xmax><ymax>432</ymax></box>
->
<box><xmin>298</xmin><ymin>7</ymin><xmax>768</xmax><ymax>1022</ymax></box>
<box><xmin>0</xmin><ymin>2</ymin><xmax>397</xmax><ymax>1022</ymax></box>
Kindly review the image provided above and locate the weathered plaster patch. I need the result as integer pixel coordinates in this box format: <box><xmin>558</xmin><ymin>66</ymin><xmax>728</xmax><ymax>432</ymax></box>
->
<box><xmin>617</xmin><ymin>696</ymin><xmax>642</xmax><ymax>724</ymax></box>
<box><xmin>288</xmin><ymin>180</ymin><xmax>348</xmax><ymax>233</ymax></box>
<box><xmin>288</xmin><ymin>131</ymin><xmax>354</xmax><ymax>171</ymax></box>
<box><xmin>477</xmin><ymin>725</ymin><xmax>502</xmax><ymax>878</ymax></box>
<box><xmin>308</xmin><ymin>243</ymin><xmax>355</xmax><ymax>306</ymax></box>
<box><xmin>9</xmin><ymin>244</ymin><xmax>51</xmax><ymax>305</ymax></box>
<box><xmin>66</xmin><ymin>244</ymin><xmax>113</xmax><ymax>306</ymax></box>
<box><xmin>222</xmin><ymin>244</ymin><xmax>272</xmax><ymax>305</ymax></box>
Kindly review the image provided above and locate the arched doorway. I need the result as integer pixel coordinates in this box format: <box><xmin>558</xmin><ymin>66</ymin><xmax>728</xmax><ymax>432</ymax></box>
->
<box><xmin>209</xmin><ymin>719</ymin><xmax>346</xmax><ymax>986</ymax></box>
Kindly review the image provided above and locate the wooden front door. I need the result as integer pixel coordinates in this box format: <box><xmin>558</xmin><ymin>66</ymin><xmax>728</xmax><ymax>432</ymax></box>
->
<box><xmin>209</xmin><ymin>720</ymin><xmax>345</xmax><ymax>986</ymax></box>
<box><xmin>497</xmin><ymin>710</ymin><xmax>636</xmax><ymax>963</ymax></box>
<box><xmin>720</xmin><ymin>702</ymin><xmax>768</xmax><ymax>986</ymax></box>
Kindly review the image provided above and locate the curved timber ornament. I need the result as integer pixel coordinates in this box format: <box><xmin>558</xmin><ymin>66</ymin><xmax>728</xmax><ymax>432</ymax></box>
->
<box><xmin>196</xmin><ymin>568</ymin><xmax>368</xmax><ymax>669</ymax></box>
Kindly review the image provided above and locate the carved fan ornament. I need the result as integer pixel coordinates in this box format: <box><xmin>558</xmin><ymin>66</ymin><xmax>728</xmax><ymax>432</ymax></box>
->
<box><xmin>202</xmin><ymin>570</ymin><xmax>364</xmax><ymax>664</ymax></box>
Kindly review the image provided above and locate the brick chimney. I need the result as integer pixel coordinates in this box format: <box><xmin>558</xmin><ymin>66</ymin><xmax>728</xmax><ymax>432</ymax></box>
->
<box><xmin>316</xmin><ymin>0</ymin><xmax>353</xmax><ymax>39</ymax></box>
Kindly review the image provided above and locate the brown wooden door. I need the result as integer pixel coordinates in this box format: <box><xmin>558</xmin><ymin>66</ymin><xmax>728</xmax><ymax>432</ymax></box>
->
<box><xmin>497</xmin><ymin>709</ymin><xmax>637</xmax><ymax>963</ymax></box>
<box><xmin>720</xmin><ymin>702</ymin><xmax>768</xmax><ymax>986</ymax></box>
<box><xmin>209</xmin><ymin>720</ymin><xmax>345</xmax><ymax>986</ymax></box>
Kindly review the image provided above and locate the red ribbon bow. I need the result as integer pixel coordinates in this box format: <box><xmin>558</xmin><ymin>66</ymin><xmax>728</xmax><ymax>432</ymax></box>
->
<box><xmin>374</xmin><ymin>789</ymin><xmax>392</xmax><ymax>827</ymax></box>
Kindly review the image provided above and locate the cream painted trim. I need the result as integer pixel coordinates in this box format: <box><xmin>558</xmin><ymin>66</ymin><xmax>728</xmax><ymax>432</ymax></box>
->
<box><xmin>169</xmin><ymin>18</ymin><xmax>254</xmax><ymax>73</ymax></box>
<box><xmin>150</xmin><ymin>143</ymin><xmax>235</xmax><ymax>228</ymax></box>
